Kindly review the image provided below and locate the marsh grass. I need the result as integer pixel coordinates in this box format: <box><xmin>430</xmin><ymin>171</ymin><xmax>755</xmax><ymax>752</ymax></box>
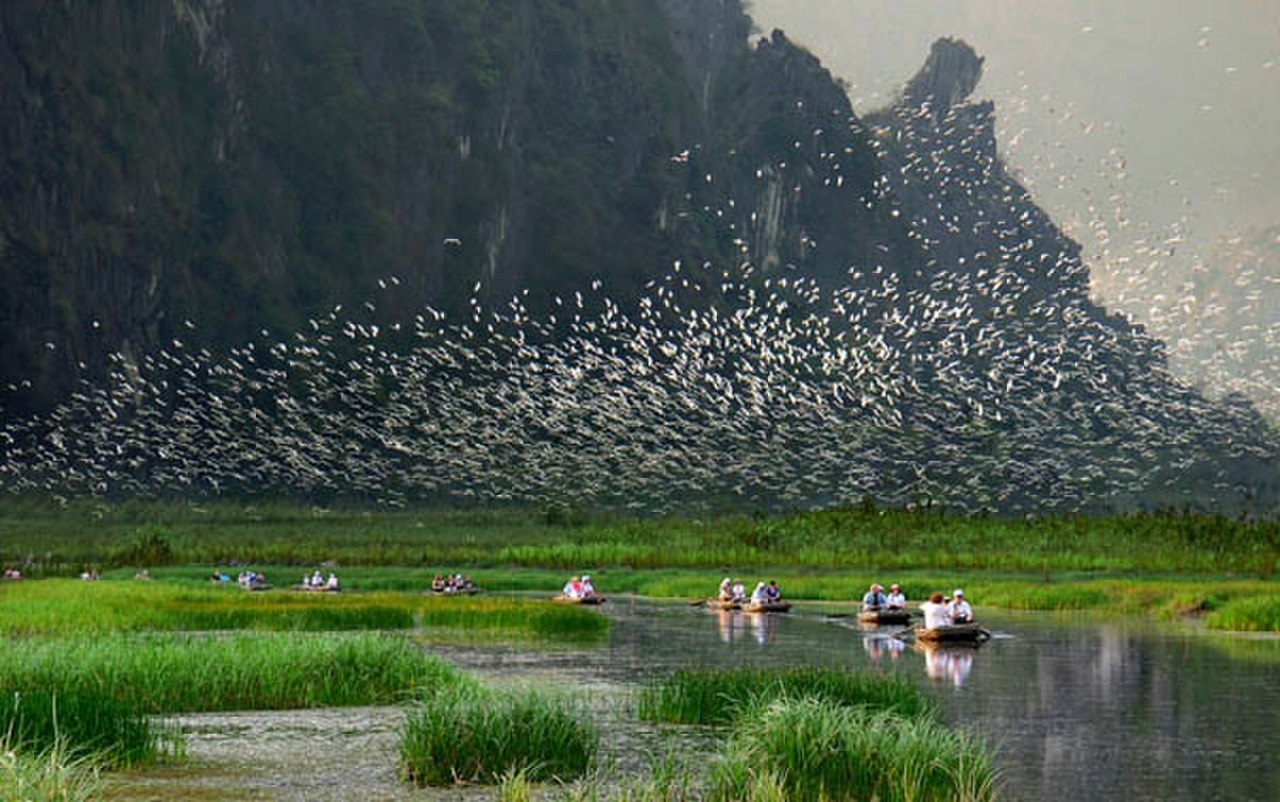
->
<box><xmin>0</xmin><ymin>691</ymin><xmax>170</xmax><ymax>768</ymax></box>
<box><xmin>0</xmin><ymin>633</ymin><xmax>465</xmax><ymax>714</ymax></box>
<box><xmin>0</xmin><ymin>580</ymin><xmax>608</xmax><ymax>641</ymax></box>
<box><xmin>0</xmin><ymin>740</ymin><xmax>103</xmax><ymax>801</ymax></box>
<box><xmin>636</xmin><ymin>667</ymin><xmax>929</xmax><ymax>726</ymax></box>
<box><xmin>708</xmin><ymin>697</ymin><xmax>998</xmax><ymax>802</ymax></box>
<box><xmin>400</xmin><ymin>685</ymin><xmax>597</xmax><ymax>786</ymax></box>
<box><xmin>1204</xmin><ymin>596</ymin><xmax>1280</xmax><ymax>632</ymax></box>
<box><xmin>3</xmin><ymin>499</ymin><xmax>1275</xmax><ymax>576</ymax></box>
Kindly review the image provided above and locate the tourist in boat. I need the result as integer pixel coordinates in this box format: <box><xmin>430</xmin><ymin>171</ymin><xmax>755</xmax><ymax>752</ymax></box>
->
<box><xmin>861</xmin><ymin>583</ymin><xmax>887</xmax><ymax>611</ymax></box>
<box><xmin>562</xmin><ymin>576</ymin><xmax>583</xmax><ymax>599</ymax></box>
<box><xmin>765</xmin><ymin>580</ymin><xmax>782</xmax><ymax>602</ymax></box>
<box><xmin>730</xmin><ymin>579</ymin><xmax>746</xmax><ymax>603</ymax></box>
<box><xmin>326</xmin><ymin>572</ymin><xmax>340</xmax><ymax>591</ymax></box>
<box><xmin>430</xmin><ymin>574</ymin><xmax>445</xmax><ymax>592</ymax></box>
<box><xmin>920</xmin><ymin>592</ymin><xmax>951</xmax><ymax>629</ymax></box>
<box><xmin>718</xmin><ymin>577</ymin><xmax>733</xmax><ymax>601</ymax></box>
<box><xmin>580</xmin><ymin>574</ymin><xmax>595</xmax><ymax>598</ymax></box>
<box><xmin>311</xmin><ymin>570</ymin><xmax>324</xmax><ymax>588</ymax></box>
<box><xmin>947</xmin><ymin>589</ymin><xmax>973</xmax><ymax>624</ymax></box>
<box><xmin>750</xmin><ymin>581</ymin><xmax>768</xmax><ymax>605</ymax></box>
<box><xmin>885</xmin><ymin>583</ymin><xmax>906</xmax><ymax>609</ymax></box>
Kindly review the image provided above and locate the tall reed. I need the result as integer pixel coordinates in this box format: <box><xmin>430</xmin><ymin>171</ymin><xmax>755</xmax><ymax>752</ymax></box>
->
<box><xmin>0</xmin><ymin>740</ymin><xmax>103</xmax><ymax>802</ymax></box>
<box><xmin>400</xmin><ymin>685</ymin><xmax>598</xmax><ymax>786</ymax></box>
<box><xmin>0</xmin><ymin>691</ymin><xmax>170</xmax><ymax>768</ymax></box>
<box><xmin>708</xmin><ymin>697</ymin><xmax>999</xmax><ymax>802</ymax></box>
<box><xmin>636</xmin><ymin>666</ymin><xmax>929</xmax><ymax>726</ymax></box>
<box><xmin>0</xmin><ymin>633</ymin><xmax>464</xmax><ymax>713</ymax></box>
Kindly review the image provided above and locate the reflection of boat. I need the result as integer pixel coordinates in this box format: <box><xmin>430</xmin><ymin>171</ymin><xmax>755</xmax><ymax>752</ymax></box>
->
<box><xmin>742</xmin><ymin>601</ymin><xmax>792</xmax><ymax>613</ymax></box>
<box><xmin>918</xmin><ymin>641</ymin><xmax>975</xmax><ymax>687</ymax></box>
<box><xmin>551</xmin><ymin>595</ymin><xmax>606</xmax><ymax>605</ymax></box>
<box><xmin>858</xmin><ymin>608</ymin><xmax>912</xmax><ymax>625</ymax></box>
<box><xmin>913</xmin><ymin>623</ymin><xmax>990</xmax><ymax>643</ymax></box>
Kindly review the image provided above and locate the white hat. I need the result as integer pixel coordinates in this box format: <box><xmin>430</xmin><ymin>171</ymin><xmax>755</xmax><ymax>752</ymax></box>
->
<box><xmin>954</xmin><ymin>589</ymin><xmax>964</xmax><ymax>597</ymax></box>
<box><xmin>582</xmin><ymin>575</ymin><xmax>590</xmax><ymax>580</ymax></box>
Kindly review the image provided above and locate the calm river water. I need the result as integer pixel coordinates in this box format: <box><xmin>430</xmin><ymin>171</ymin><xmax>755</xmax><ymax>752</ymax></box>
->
<box><xmin>109</xmin><ymin>599</ymin><xmax>1280</xmax><ymax>801</ymax></box>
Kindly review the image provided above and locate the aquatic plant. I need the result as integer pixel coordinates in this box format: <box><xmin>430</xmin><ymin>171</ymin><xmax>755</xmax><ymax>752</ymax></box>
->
<box><xmin>636</xmin><ymin>666</ymin><xmax>929</xmax><ymax>726</ymax></box>
<box><xmin>400</xmin><ymin>685</ymin><xmax>598</xmax><ymax>786</ymax></box>
<box><xmin>707</xmin><ymin>697</ymin><xmax>999</xmax><ymax>802</ymax></box>
<box><xmin>0</xmin><ymin>740</ymin><xmax>103</xmax><ymax>802</ymax></box>
<box><xmin>0</xmin><ymin>633</ymin><xmax>464</xmax><ymax>713</ymax></box>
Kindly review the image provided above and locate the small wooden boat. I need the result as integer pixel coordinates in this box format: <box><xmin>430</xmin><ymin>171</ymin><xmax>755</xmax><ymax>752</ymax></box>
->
<box><xmin>912</xmin><ymin>623</ymin><xmax>990</xmax><ymax>643</ymax></box>
<box><xmin>431</xmin><ymin>586</ymin><xmax>481</xmax><ymax>595</ymax></box>
<box><xmin>242</xmin><ymin>581</ymin><xmax>273</xmax><ymax>592</ymax></box>
<box><xmin>704</xmin><ymin>598</ymin><xmax>742</xmax><ymax>610</ymax></box>
<box><xmin>289</xmin><ymin>584</ymin><xmax>341</xmax><ymax>593</ymax></box>
<box><xmin>858</xmin><ymin>608</ymin><xmax>912</xmax><ymax>625</ymax></box>
<box><xmin>742</xmin><ymin>600</ymin><xmax>792</xmax><ymax>613</ymax></box>
<box><xmin>551</xmin><ymin>594</ymin><xmax>606</xmax><ymax>605</ymax></box>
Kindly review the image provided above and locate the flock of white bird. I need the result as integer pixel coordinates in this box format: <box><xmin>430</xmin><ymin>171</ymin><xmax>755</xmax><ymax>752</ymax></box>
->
<box><xmin>0</xmin><ymin>85</ymin><xmax>1273</xmax><ymax>515</ymax></box>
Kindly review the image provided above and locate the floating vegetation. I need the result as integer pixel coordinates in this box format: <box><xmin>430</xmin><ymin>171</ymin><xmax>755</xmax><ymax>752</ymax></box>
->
<box><xmin>400</xmin><ymin>685</ymin><xmax>598</xmax><ymax>786</ymax></box>
<box><xmin>637</xmin><ymin>666</ymin><xmax>928</xmax><ymax>726</ymax></box>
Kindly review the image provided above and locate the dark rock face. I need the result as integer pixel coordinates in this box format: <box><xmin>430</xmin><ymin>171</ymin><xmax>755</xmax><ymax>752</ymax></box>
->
<box><xmin>0</xmin><ymin>2</ymin><xmax>1274</xmax><ymax>512</ymax></box>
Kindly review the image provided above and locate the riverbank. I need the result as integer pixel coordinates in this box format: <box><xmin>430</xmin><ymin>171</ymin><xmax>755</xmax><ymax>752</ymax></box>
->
<box><xmin>3</xmin><ymin>499</ymin><xmax>1277</xmax><ymax>632</ymax></box>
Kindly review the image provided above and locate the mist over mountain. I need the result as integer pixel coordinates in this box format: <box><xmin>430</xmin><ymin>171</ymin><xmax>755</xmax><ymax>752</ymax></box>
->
<box><xmin>1</xmin><ymin>0</ymin><xmax>1275</xmax><ymax>514</ymax></box>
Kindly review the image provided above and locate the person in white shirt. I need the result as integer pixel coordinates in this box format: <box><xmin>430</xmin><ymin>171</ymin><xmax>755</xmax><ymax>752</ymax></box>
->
<box><xmin>885</xmin><ymin>583</ymin><xmax>906</xmax><ymax>610</ymax></box>
<box><xmin>920</xmin><ymin>592</ymin><xmax>951</xmax><ymax>629</ymax></box>
<box><xmin>731</xmin><ymin>579</ymin><xmax>746</xmax><ymax>602</ymax></box>
<box><xmin>562</xmin><ymin>576</ymin><xmax>582</xmax><ymax>598</ymax></box>
<box><xmin>718</xmin><ymin>577</ymin><xmax>733</xmax><ymax>601</ymax></box>
<box><xmin>580</xmin><ymin>575</ymin><xmax>595</xmax><ymax>597</ymax></box>
<box><xmin>750</xmin><ymin>581</ymin><xmax>768</xmax><ymax>604</ymax></box>
<box><xmin>947</xmin><ymin>589</ymin><xmax>973</xmax><ymax>623</ymax></box>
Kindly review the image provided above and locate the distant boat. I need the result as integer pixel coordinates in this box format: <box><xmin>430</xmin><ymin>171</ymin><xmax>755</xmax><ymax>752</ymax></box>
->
<box><xmin>742</xmin><ymin>600</ymin><xmax>791</xmax><ymax>613</ymax></box>
<box><xmin>858</xmin><ymin>608</ymin><xmax>912</xmax><ymax>625</ymax></box>
<box><xmin>551</xmin><ymin>594</ymin><xmax>606</xmax><ymax>605</ymax></box>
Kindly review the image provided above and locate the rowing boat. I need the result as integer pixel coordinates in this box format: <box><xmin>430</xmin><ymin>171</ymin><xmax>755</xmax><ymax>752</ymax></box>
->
<box><xmin>704</xmin><ymin>598</ymin><xmax>742</xmax><ymax>610</ymax></box>
<box><xmin>858</xmin><ymin>608</ymin><xmax>912</xmax><ymax>625</ymax></box>
<box><xmin>551</xmin><ymin>594</ymin><xmax>606</xmax><ymax>605</ymax></box>
<box><xmin>912</xmin><ymin>622</ymin><xmax>990</xmax><ymax>643</ymax></box>
<box><xmin>742</xmin><ymin>600</ymin><xmax>791</xmax><ymax>613</ymax></box>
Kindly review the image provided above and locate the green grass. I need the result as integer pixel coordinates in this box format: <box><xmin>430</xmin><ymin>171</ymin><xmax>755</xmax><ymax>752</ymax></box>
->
<box><xmin>0</xmin><ymin>579</ymin><xmax>608</xmax><ymax>641</ymax></box>
<box><xmin>0</xmin><ymin>691</ymin><xmax>171</xmax><ymax>769</ymax></box>
<box><xmin>708</xmin><ymin>697</ymin><xmax>999</xmax><ymax>802</ymax></box>
<box><xmin>1204</xmin><ymin>596</ymin><xmax>1280</xmax><ymax>632</ymax></box>
<box><xmin>400</xmin><ymin>685</ymin><xmax>598</xmax><ymax>786</ymax></box>
<box><xmin>1</xmin><ymin>498</ymin><xmax>1275</xmax><ymax>576</ymax></box>
<box><xmin>0</xmin><ymin>633</ymin><xmax>465</xmax><ymax>714</ymax></box>
<box><xmin>636</xmin><ymin>666</ymin><xmax>928</xmax><ymax>726</ymax></box>
<box><xmin>0</xmin><ymin>740</ymin><xmax>103</xmax><ymax>801</ymax></box>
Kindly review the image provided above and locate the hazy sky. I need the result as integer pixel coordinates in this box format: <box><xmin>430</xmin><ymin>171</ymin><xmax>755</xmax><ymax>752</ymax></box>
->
<box><xmin>750</xmin><ymin>0</ymin><xmax>1279</xmax><ymax>300</ymax></box>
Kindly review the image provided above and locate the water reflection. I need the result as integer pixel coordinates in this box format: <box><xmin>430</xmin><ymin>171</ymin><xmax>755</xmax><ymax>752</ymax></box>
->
<box><xmin>862</xmin><ymin>633</ymin><xmax>906</xmax><ymax>662</ymax></box>
<box><xmin>917</xmin><ymin>643</ymin><xmax>975</xmax><ymax>688</ymax></box>
<box><xmin>714</xmin><ymin>609</ymin><xmax>780</xmax><ymax>644</ymax></box>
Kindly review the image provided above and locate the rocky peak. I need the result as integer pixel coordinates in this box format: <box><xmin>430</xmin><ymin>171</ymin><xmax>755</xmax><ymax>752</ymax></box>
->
<box><xmin>903</xmin><ymin>37</ymin><xmax>984</xmax><ymax>115</ymax></box>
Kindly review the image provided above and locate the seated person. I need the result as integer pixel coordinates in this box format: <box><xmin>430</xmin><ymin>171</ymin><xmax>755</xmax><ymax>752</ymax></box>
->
<box><xmin>885</xmin><ymin>583</ymin><xmax>906</xmax><ymax>609</ymax></box>
<box><xmin>430</xmin><ymin>574</ymin><xmax>446</xmax><ymax>592</ymax></box>
<box><xmin>730</xmin><ymin>579</ymin><xmax>746</xmax><ymax>602</ymax></box>
<box><xmin>861</xmin><ymin>583</ymin><xmax>887</xmax><ymax>611</ymax></box>
<box><xmin>947</xmin><ymin>589</ymin><xmax>973</xmax><ymax>623</ymax></box>
<box><xmin>580</xmin><ymin>574</ymin><xmax>595</xmax><ymax>597</ymax></box>
<box><xmin>750</xmin><ymin>581</ymin><xmax>768</xmax><ymax>605</ymax></box>
<box><xmin>326</xmin><ymin>572</ymin><xmax>340</xmax><ymax>590</ymax></box>
<box><xmin>920</xmin><ymin>592</ymin><xmax>951</xmax><ymax>629</ymax></box>
<box><xmin>765</xmin><ymin>580</ymin><xmax>781</xmax><ymax>601</ymax></box>
<box><xmin>563</xmin><ymin>576</ymin><xmax>583</xmax><ymax>599</ymax></box>
<box><xmin>718</xmin><ymin>577</ymin><xmax>733</xmax><ymax>601</ymax></box>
